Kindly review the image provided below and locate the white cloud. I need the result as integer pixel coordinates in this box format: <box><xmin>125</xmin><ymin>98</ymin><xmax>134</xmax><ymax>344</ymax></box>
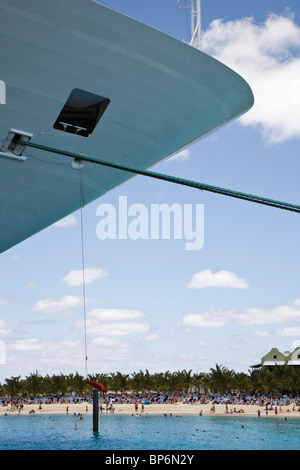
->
<box><xmin>145</xmin><ymin>334</ymin><xmax>161</xmax><ymax>341</ymax></box>
<box><xmin>0</xmin><ymin>319</ymin><xmax>11</xmax><ymax>338</ymax></box>
<box><xmin>275</xmin><ymin>326</ymin><xmax>300</xmax><ymax>336</ymax></box>
<box><xmin>12</xmin><ymin>339</ymin><xmax>43</xmax><ymax>352</ymax></box>
<box><xmin>187</xmin><ymin>269</ymin><xmax>249</xmax><ymax>289</ymax></box>
<box><xmin>255</xmin><ymin>326</ymin><xmax>300</xmax><ymax>338</ymax></box>
<box><xmin>33</xmin><ymin>295</ymin><xmax>85</xmax><ymax>314</ymax></box>
<box><xmin>7</xmin><ymin>339</ymin><xmax>82</xmax><ymax>374</ymax></box>
<box><xmin>79</xmin><ymin>308</ymin><xmax>151</xmax><ymax>338</ymax></box>
<box><xmin>254</xmin><ymin>330</ymin><xmax>270</xmax><ymax>337</ymax></box>
<box><xmin>91</xmin><ymin>336</ymin><xmax>120</xmax><ymax>347</ymax></box>
<box><xmin>177</xmin><ymin>298</ymin><xmax>300</xmax><ymax>329</ymax></box>
<box><xmin>61</xmin><ymin>267</ymin><xmax>109</xmax><ymax>287</ymax></box>
<box><xmin>178</xmin><ymin>311</ymin><xmax>227</xmax><ymax>329</ymax></box>
<box><xmin>87</xmin><ymin>321</ymin><xmax>150</xmax><ymax>337</ymax></box>
<box><xmin>54</xmin><ymin>215</ymin><xmax>77</xmax><ymax>228</ymax></box>
<box><xmin>88</xmin><ymin>308</ymin><xmax>144</xmax><ymax>322</ymax></box>
<box><xmin>169</xmin><ymin>149</ymin><xmax>190</xmax><ymax>161</ymax></box>
<box><xmin>203</xmin><ymin>12</ymin><xmax>300</xmax><ymax>143</ymax></box>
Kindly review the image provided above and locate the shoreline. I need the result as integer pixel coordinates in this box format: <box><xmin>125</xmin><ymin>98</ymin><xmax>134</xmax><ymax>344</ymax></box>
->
<box><xmin>2</xmin><ymin>402</ymin><xmax>300</xmax><ymax>418</ymax></box>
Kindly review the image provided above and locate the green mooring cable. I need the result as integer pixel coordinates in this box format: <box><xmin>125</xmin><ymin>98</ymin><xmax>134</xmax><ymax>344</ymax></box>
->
<box><xmin>18</xmin><ymin>140</ymin><xmax>300</xmax><ymax>214</ymax></box>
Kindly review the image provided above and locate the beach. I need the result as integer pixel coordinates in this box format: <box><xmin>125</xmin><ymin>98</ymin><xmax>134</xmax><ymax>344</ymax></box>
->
<box><xmin>2</xmin><ymin>401</ymin><xmax>300</xmax><ymax>418</ymax></box>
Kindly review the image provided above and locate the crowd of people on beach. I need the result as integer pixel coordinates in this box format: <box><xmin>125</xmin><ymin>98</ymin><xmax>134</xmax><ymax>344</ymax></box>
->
<box><xmin>2</xmin><ymin>391</ymin><xmax>300</xmax><ymax>415</ymax></box>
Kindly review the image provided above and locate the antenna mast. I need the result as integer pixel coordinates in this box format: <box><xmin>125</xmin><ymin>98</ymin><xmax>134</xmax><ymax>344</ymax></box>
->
<box><xmin>177</xmin><ymin>0</ymin><xmax>202</xmax><ymax>50</ymax></box>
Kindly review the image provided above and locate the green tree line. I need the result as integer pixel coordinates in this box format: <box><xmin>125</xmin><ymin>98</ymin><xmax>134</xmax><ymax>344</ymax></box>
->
<box><xmin>1</xmin><ymin>364</ymin><xmax>300</xmax><ymax>398</ymax></box>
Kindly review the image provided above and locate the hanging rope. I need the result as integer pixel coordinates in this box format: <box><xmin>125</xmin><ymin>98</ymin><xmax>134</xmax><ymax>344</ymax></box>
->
<box><xmin>19</xmin><ymin>140</ymin><xmax>300</xmax><ymax>214</ymax></box>
<box><xmin>79</xmin><ymin>161</ymin><xmax>88</xmax><ymax>379</ymax></box>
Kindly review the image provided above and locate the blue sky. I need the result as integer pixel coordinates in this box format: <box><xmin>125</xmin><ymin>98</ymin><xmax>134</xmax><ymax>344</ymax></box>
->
<box><xmin>1</xmin><ymin>0</ymin><xmax>300</xmax><ymax>382</ymax></box>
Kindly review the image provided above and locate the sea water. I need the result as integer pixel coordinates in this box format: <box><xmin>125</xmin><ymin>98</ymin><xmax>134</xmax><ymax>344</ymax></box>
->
<box><xmin>0</xmin><ymin>414</ymin><xmax>299</xmax><ymax>450</ymax></box>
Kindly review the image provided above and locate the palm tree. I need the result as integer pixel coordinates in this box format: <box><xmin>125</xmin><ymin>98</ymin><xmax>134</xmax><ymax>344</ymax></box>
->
<box><xmin>69</xmin><ymin>372</ymin><xmax>87</xmax><ymax>394</ymax></box>
<box><xmin>2</xmin><ymin>365</ymin><xmax>300</xmax><ymax>399</ymax></box>
<box><xmin>142</xmin><ymin>369</ymin><xmax>153</xmax><ymax>393</ymax></box>
<box><xmin>285</xmin><ymin>367</ymin><xmax>300</xmax><ymax>396</ymax></box>
<box><xmin>115</xmin><ymin>371</ymin><xmax>130</xmax><ymax>393</ymax></box>
<box><xmin>48</xmin><ymin>373</ymin><xmax>67</xmax><ymax>395</ymax></box>
<box><xmin>130</xmin><ymin>370</ymin><xmax>145</xmax><ymax>394</ymax></box>
<box><xmin>4</xmin><ymin>375</ymin><xmax>23</xmax><ymax>397</ymax></box>
<box><xmin>151</xmin><ymin>372</ymin><xmax>164</xmax><ymax>393</ymax></box>
<box><xmin>158</xmin><ymin>370</ymin><xmax>173</xmax><ymax>393</ymax></box>
<box><xmin>206</xmin><ymin>364</ymin><xmax>234</xmax><ymax>394</ymax></box>
<box><xmin>25</xmin><ymin>371</ymin><xmax>43</xmax><ymax>396</ymax></box>
<box><xmin>272</xmin><ymin>365</ymin><xmax>289</xmax><ymax>397</ymax></box>
<box><xmin>232</xmin><ymin>372</ymin><xmax>251</xmax><ymax>394</ymax></box>
<box><xmin>192</xmin><ymin>371</ymin><xmax>206</xmax><ymax>393</ymax></box>
<box><xmin>169</xmin><ymin>371</ymin><xmax>181</xmax><ymax>394</ymax></box>
<box><xmin>248</xmin><ymin>368</ymin><xmax>261</xmax><ymax>394</ymax></box>
<box><xmin>254</xmin><ymin>368</ymin><xmax>280</xmax><ymax>396</ymax></box>
<box><xmin>180</xmin><ymin>369</ymin><xmax>194</xmax><ymax>395</ymax></box>
<box><xmin>198</xmin><ymin>371</ymin><xmax>212</xmax><ymax>393</ymax></box>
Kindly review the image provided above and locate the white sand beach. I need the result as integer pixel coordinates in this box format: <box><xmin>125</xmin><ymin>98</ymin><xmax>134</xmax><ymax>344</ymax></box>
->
<box><xmin>2</xmin><ymin>401</ymin><xmax>300</xmax><ymax>418</ymax></box>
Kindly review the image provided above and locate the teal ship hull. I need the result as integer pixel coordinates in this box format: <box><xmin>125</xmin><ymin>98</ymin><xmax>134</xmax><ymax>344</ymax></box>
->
<box><xmin>0</xmin><ymin>0</ymin><xmax>253</xmax><ymax>253</ymax></box>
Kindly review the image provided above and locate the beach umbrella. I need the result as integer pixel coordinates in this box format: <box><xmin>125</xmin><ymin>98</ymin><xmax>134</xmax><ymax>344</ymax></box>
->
<box><xmin>86</xmin><ymin>381</ymin><xmax>107</xmax><ymax>393</ymax></box>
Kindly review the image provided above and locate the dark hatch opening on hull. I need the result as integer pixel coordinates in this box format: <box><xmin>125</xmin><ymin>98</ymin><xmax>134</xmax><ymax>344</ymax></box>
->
<box><xmin>53</xmin><ymin>88</ymin><xmax>110</xmax><ymax>137</ymax></box>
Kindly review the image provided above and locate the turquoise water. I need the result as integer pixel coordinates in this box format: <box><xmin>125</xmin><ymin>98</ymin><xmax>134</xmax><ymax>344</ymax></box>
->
<box><xmin>0</xmin><ymin>414</ymin><xmax>299</xmax><ymax>450</ymax></box>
